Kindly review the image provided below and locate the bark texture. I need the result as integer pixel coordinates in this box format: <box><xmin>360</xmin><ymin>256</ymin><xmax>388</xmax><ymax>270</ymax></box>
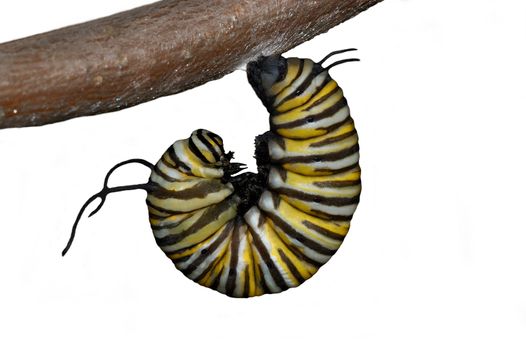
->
<box><xmin>0</xmin><ymin>0</ymin><xmax>383</xmax><ymax>129</ymax></box>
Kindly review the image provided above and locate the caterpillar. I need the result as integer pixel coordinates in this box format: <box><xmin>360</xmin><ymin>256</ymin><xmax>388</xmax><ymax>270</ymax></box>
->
<box><xmin>63</xmin><ymin>49</ymin><xmax>361</xmax><ymax>298</ymax></box>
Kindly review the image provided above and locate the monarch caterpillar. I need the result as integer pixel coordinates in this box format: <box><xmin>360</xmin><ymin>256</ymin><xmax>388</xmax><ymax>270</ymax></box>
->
<box><xmin>63</xmin><ymin>49</ymin><xmax>361</xmax><ymax>297</ymax></box>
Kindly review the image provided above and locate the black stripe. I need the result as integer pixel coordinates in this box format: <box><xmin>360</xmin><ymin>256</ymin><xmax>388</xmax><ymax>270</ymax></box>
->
<box><xmin>278</xmin><ymin>249</ymin><xmax>305</xmax><ymax>284</ymax></box>
<box><xmin>198</xmin><ymin>129</ymin><xmax>223</xmax><ymax>145</ymax></box>
<box><xmin>197</xmin><ymin>130</ymin><xmax>221</xmax><ymax>162</ymax></box>
<box><xmin>257</xmin><ymin>264</ymin><xmax>271</xmax><ymax>294</ymax></box>
<box><xmin>276</xmin><ymin>186</ymin><xmax>360</xmax><ymax>206</ymax></box>
<box><xmin>193</xmin><ymin>242</ymin><xmax>230</xmax><ymax>283</ymax></box>
<box><xmin>151</xmin><ymin>180</ymin><xmax>226</xmax><ymax>200</ymax></box>
<box><xmin>208</xmin><ymin>133</ymin><xmax>226</xmax><ymax>155</ymax></box>
<box><xmin>274</xmin><ymin>64</ymin><xmax>319</xmax><ymax>110</ymax></box>
<box><xmin>160</xmin><ymin>156</ymin><xmax>179</xmax><ymax>172</ymax></box>
<box><xmin>209</xmin><ymin>266</ymin><xmax>223</xmax><ymax>291</ymax></box>
<box><xmin>250</xmin><ymin>227</ymin><xmax>289</xmax><ymax>291</ymax></box>
<box><xmin>188</xmin><ymin>256</ymin><xmax>215</xmax><ymax>281</ymax></box>
<box><xmin>243</xmin><ymin>267</ymin><xmax>250</xmax><ymax>297</ymax></box>
<box><xmin>148</xmin><ymin>211</ymin><xmax>170</xmax><ymax>220</ymax></box>
<box><xmin>269</xmin><ymin>133</ymin><xmax>286</xmax><ymax>149</ymax></box>
<box><xmin>273</xmin><ymin>63</ymin><xmax>329</xmax><ymax>113</ymax></box>
<box><xmin>314</xmin><ymin>160</ymin><xmax>360</xmax><ymax>174</ymax></box>
<box><xmin>146</xmin><ymin>199</ymin><xmax>184</xmax><ymax>215</ymax></box>
<box><xmin>272</xmin><ymin>59</ymin><xmax>305</xmax><ymax>99</ymax></box>
<box><xmin>302</xmin><ymin>221</ymin><xmax>346</xmax><ymax>242</ymax></box>
<box><xmin>156</xmin><ymin>199</ymin><xmax>236</xmax><ymax>247</ymax></box>
<box><xmin>316</xmin><ymin>116</ymin><xmax>351</xmax><ymax>134</ymax></box>
<box><xmin>167</xmin><ymin>145</ymin><xmax>191</xmax><ymax>172</ymax></box>
<box><xmin>312</xmin><ymin>178</ymin><xmax>361</xmax><ymax>188</ymax></box>
<box><xmin>297</xmin><ymin>255</ymin><xmax>322</xmax><ymax>268</ymax></box>
<box><xmin>171</xmin><ymin>253</ymin><xmax>194</xmax><ymax>264</ymax></box>
<box><xmin>153</xmin><ymin>163</ymin><xmax>179</xmax><ymax>183</ymax></box>
<box><xmin>275</xmin><ymin>143</ymin><xmax>359</xmax><ymax>165</ymax></box>
<box><xmin>271</xmin><ymin>166</ymin><xmax>287</xmax><ymax>183</ymax></box>
<box><xmin>206</xmin><ymin>131</ymin><xmax>223</xmax><ymax>146</ymax></box>
<box><xmin>189</xmin><ymin>136</ymin><xmax>212</xmax><ymax>164</ymax></box>
<box><xmin>268</xmin><ymin>221</ymin><xmax>322</xmax><ymax>268</ymax></box>
<box><xmin>150</xmin><ymin>211</ymin><xmax>193</xmax><ymax>231</ymax></box>
<box><xmin>263</xmin><ymin>210</ymin><xmax>336</xmax><ymax>256</ymax></box>
<box><xmin>225</xmin><ymin>222</ymin><xmax>241</xmax><ymax>296</ymax></box>
<box><xmin>310</xmin><ymin>128</ymin><xmax>357</xmax><ymax>148</ymax></box>
<box><xmin>304</xmin><ymin>82</ymin><xmax>340</xmax><ymax>112</ymax></box>
<box><xmin>273</xmin><ymin>95</ymin><xmax>347</xmax><ymax>130</ymax></box>
<box><xmin>296</xmin><ymin>73</ymin><xmax>333</xmax><ymax>108</ymax></box>
<box><xmin>270</xmin><ymin>192</ymin><xmax>280</xmax><ymax>207</ymax></box>
<box><xmin>309</xmin><ymin>209</ymin><xmax>354</xmax><ymax>221</ymax></box>
<box><xmin>165</xmin><ymin>225</ymin><xmax>231</xmax><ymax>261</ymax></box>
<box><xmin>257</xmin><ymin>209</ymin><xmax>266</xmax><ymax>227</ymax></box>
<box><xmin>245</xmin><ymin>230</ymin><xmax>259</xmax><ymax>296</ymax></box>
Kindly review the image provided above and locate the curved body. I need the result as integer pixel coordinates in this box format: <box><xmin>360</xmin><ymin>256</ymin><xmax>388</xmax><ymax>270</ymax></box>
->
<box><xmin>146</xmin><ymin>56</ymin><xmax>361</xmax><ymax>297</ymax></box>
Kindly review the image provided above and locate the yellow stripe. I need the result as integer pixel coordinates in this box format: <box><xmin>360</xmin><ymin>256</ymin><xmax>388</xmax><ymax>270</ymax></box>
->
<box><xmin>167</xmin><ymin>204</ymin><xmax>237</xmax><ymax>251</ymax></box>
<box><xmin>168</xmin><ymin>223</ymin><xmax>225</xmax><ymax>260</ymax></box>
<box><xmin>149</xmin><ymin>211</ymin><xmax>192</xmax><ymax>228</ymax></box>
<box><xmin>146</xmin><ymin>185</ymin><xmax>233</xmax><ymax>213</ymax></box>
<box><xmin>272</xmin><ymin>81</ymin><xmax>340</xmax><ymax>123</ymax></box>
<box><xmin>274</xmin><ymin>60</ymin><xmax>314</xmax><ymax>110</ymax></box>
<box><xmin>278</xmin><ymin>122</ymin><xmax>355</xmax><ymax>153</ymax></box>
<box><xmin>198</xmin><ymin>240</ymin><xmax>231</xmax><ymax>287</ymax></box>
<box><xmin>244</xmin><ymin>231</ymin><xmax>261</xmax><ymax>296</ymax></box>
<box><xmin>280</xmin><ymin>166</ymin><xmax>361</xmax><ymax>197</ymax></box>
<box><xmin>270</xmin><ymin>58</ymin><xmax>301</xmax><ymax>96</ymax></box>
<box><xmin>262</xmin><ymin>218</ymin><xmax>316</xmax><ymax>283</ymax></box>
<box><xmin>274</xmin><ymin>198</ymin><xmax>349</xmax><ymax>245</ymax></box>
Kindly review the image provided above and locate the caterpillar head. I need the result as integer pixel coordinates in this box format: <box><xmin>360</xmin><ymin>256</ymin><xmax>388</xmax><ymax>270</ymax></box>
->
<box><xmin>188</xmin><ymin>129</ymin><xmax>226</xmax><ymax>166</ymax></box>
<box><xmin>247</xmin><ymin>55</ymin><xmax>333</xmax><ymax>116</ymax></box>
<box><xmin>247</xmin><ymin>50</ymin><xmax>358</xmax><ymax>116</ymax></box>
<box><xmin>188</xmin><ymin>129</ymin><xmax>246</xmax><ymax>178</ymax></box>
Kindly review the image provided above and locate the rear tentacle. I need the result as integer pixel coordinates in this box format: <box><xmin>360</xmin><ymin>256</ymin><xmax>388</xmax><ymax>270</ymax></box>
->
<box><xmin>62</xmin><ymin>158</ymin><xmax>155</xmax><ymax>257</ymax></box>
<box><xmin>89</xmin><ymin>159</ymin><xmax>154</xmax><ymax>216</ymax></box>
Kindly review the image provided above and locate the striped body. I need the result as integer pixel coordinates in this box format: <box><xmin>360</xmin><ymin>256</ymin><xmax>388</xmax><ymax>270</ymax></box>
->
<box><xmin>146</xmin><ymin>56</ymin><xmax>361</xmax><ymax>297</ymax></box>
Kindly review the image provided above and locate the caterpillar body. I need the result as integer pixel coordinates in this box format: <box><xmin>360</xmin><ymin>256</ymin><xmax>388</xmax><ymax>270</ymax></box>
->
<box><xmin>64</xmin><ymin>50</ymin><xmax>361</xmax><ymax>298</ymax></box>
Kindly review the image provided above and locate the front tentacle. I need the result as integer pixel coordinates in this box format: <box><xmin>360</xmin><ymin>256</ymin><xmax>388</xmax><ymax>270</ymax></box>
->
<box><xmin>62</xmin><ymin>159</ymin><xmax>154</xmax><ymax>256</ymax></box>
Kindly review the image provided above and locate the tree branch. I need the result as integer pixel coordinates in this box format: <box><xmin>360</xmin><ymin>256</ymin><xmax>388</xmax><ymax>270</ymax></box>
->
<box><xmin>0</xmin><ymin>0</ymin><xmax>383</xmax><ymax>129</ymax></box>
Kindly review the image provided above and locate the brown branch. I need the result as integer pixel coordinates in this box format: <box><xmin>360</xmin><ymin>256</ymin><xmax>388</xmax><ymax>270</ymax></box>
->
<box><xmin>0</xmin><ymin>0</ymin><xmax>383</xmax><ymax>129</ymax></box>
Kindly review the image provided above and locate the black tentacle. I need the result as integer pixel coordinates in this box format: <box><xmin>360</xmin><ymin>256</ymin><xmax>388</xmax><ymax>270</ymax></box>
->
<box><xmin>318</xmin><ymin>48</ymin><xmax>357</xmax><ymax>65</ymax></box>
<box><xmin>62</xmin><ymin>158</ymin><xmax>155</xmax><ymax>256</ymax></box>
<box><xmin>325</xmin><ymin>58</ymin><xmax>360</xmax><ymax>71</ymax></box>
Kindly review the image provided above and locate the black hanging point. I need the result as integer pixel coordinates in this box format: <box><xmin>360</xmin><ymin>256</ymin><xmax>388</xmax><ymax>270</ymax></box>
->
<box><xmin>62</xmin><ymin>158</ymin><xmax>155</xmax><ymax>257</ymax></box>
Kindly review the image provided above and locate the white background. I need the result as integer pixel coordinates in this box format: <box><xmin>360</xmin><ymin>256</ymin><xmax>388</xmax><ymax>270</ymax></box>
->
<box><xmin>1</xmin><ymin>0</ymin><xmax>525</xmax><ymax>349</ymax></box>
